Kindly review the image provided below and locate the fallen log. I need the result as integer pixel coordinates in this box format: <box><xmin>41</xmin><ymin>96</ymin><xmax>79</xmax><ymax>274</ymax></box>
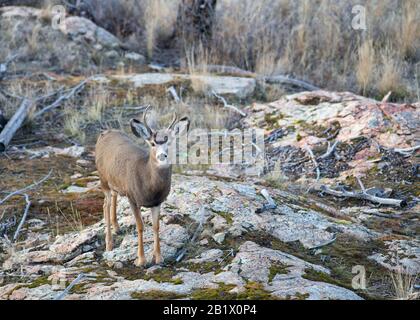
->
<box><xmin>0</xmin><ymin>99</ymin><xmax>34</xmax><ymax>152</ymax></box>
<box><xmin>319</xmin><ymin>185</ymin><xmax>406</xmax><ymax>208</ymax></box>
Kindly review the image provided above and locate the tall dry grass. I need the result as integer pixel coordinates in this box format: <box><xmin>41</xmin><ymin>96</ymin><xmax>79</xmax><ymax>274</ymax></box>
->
<box><xmin>47</xmin><ymin>0</ymin><xmax>419</xmax><ymax>101</ymax></box>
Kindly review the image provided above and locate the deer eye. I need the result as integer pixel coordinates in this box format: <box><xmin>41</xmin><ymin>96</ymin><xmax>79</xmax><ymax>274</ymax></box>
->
<box><xmin>150</xmin><ymin>141</ymin><xmax>156</xmax><ymax>147</ymax></box>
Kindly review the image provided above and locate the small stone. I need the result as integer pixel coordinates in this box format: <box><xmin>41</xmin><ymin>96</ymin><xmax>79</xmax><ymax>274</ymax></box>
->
<box><xmin>211</xmin><ymin>215</ymin><xmax>228</xmax><ymax>232</ymax></box>
<box><xmin>146</xmin><ymin>265</ymin><xmax>162</xmax><ymax>275</ymax></box>
<box><xmin>125</xmin><ymin>52</ymin><xmax>145</xmax><ymax>64</ymax></box>
<box><xmin>71</xmin><ymin>173</ymin><xmax>83</xmax><ymax>179</ymax></box>
<box><xmin>213</xmin><ymin>232</ymin><xmax>226</xmax><ymax>244</ymax></box>
<box><xmin>199</xmin><ymin>239</ymin><xmax>209</xmax><ymax>246</ymax></box>
<box><xmin>76</xmin><ymin>159</ymin><xmax>91</xmax><ymax>166</ymax></box>
<box><xmin>62</xmin><ymin>186</ymin><xmax>90</xmax><ymax>194</ymax></box>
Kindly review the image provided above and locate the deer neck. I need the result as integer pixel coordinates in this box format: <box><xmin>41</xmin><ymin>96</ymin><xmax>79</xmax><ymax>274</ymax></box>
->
<box><xmin>145</xmin><ymin>149</ymin><xmax>172</xmax><ymax>189</ymax></box>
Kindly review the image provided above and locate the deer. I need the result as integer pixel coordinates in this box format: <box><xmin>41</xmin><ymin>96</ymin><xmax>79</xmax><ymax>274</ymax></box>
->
<box><xmin>95</xmin><ymin>107</ymin><xmax>189</xmax><ymax>266</ymax></box>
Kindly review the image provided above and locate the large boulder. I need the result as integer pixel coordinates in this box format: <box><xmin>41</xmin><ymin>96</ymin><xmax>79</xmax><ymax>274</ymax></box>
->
<box><xmin>0</xmin><ymin>6</ymin><xmax>144</xmax><ymax>74</ymax></box>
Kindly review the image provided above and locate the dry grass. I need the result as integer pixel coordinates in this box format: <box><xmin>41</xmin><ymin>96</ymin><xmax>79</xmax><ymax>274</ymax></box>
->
<box><xmin>356</xmin><ymin>41</ymin><xmax>375</xmax><ymax>96</ymax></box>
<box><xmin>390</xmin><ymin>267</ymin><xmax>419</xmax><ymax>300</ymax></box>
<box><xmin>45</xmin><ymin>0</ymin><xmax>418</xmax><ymax>100</ymax></box>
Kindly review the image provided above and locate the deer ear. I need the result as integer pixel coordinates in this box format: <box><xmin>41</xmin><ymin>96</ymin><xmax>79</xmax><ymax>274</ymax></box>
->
<box><xmin>130</xmin><ymin>119</ymin><xmax>151</xmax><ymax>140</ymax></box>
<box><xmin>172</xmin><ymin>116</ymin><xmax>190</xmax><ymax>136</ymax></box>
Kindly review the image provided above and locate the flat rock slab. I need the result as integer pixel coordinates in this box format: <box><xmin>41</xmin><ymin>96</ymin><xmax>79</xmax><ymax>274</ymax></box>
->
<box><xmin>96</xmin><ymin>73</ymin><xmax>256</xmax><ymax>99</ymax></box>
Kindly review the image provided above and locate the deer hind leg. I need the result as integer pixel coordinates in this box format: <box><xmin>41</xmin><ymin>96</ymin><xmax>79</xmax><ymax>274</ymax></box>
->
<box><xmin>110</xmin><ymin>190</ymin><xmax>119</xmax><ymax>233</ymax></box>
<box><xmin>130</xmin><ymin>201</ymin><xmax>146</xmax><ymax>267</ymax></box>
<box><xmin>103</xmin><ymin>190</ymin><xmax>113</xmax><ymax>251</ymax></box>
<box><xmin>151</xmin><ymin>205</ymin><xmax>162</xmax><ymax>264</ymax></box>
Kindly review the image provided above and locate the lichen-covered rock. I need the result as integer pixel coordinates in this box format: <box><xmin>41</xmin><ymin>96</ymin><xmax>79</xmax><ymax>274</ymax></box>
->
<box><xmin>103</xmin><ymin>223</ymin><xmax>189</xmax><ymax>264</ymax></box>
<box><xmin>369</xmin><ymin>240</ymin><xmax>420</xmax><ymax>275</ymax></box>
<box><xmin>187</xmin><ymin>249</ymin><xmax>224</xmax><ymax>264</ymax></box>
<box><xmin>226</xmin><ymin>241</ymin><xmax>362</xmax><ymax>300</ymax></box>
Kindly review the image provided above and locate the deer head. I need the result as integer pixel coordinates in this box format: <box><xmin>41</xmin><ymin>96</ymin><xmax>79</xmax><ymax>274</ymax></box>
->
<box><xmin>130</xmin><ymin>106</ymin><xmax>189</xmax><ymax>167</ymax></box>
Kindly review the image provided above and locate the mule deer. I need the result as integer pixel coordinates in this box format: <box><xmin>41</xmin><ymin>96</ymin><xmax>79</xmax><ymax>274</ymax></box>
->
<box><xmin>95</xmin><ymin>107</ymin><xmax>189</xmax><ymax>266</ymax></box>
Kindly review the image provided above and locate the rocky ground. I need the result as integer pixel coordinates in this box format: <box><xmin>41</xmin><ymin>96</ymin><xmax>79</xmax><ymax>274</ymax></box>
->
<box><xmin>0</xmin><ymin>5</ymin><xmax>419</xmax><ymax>300</ymax></box>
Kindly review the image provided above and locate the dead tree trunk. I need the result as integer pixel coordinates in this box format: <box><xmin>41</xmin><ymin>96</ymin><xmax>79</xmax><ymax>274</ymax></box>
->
<box><xmin>175</xmin><ymin>0</ymin><xmax>217</xmax><ymax>55</ymax></box>
<box><xmin>0</xmin><ymin>99</ymin><xmax>34</xmax><ymax>152</ymax></box>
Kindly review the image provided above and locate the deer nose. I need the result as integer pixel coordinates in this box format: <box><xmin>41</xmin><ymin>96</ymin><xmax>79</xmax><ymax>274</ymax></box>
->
<box><xmin>157</xmin><ymin>153</ymin><xmax>167</xmax><ymax>161</ymax></box>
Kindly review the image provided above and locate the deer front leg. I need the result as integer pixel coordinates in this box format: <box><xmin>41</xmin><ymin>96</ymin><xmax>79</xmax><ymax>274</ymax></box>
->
<box><xmin>110</xmin><ymin>190</ymin><xmax>119</xmax><ymax>233</ymax></box>
<box><xmin>103</xmin><ymin>191</ymin><xmax>113</xmax><ymax>251</ymax></box>
<box><xmin>151</xmin><ymin>205</ymin><xmax>162</xmax><ymax>264</ymax></box>
<box><xmin>130</xmin><ymin>201</ymin><xmax>146</xmax><ymax>267</ymax></box>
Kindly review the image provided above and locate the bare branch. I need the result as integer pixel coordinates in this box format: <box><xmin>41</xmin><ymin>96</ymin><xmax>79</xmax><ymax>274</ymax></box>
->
<box><xmin>319</xmin><ymin>185</ymin><xmax>406</xmax><ymax>208</ymax></box>
<box><xmin>54</xmin><ymin>273</ymin><xmax>86</xmax><ymax>300</ymax></box>
<box><xmin>212</xmin><ymin>91</ymin><xmax>246</xmax><ymax>117</ymax></box>
<box><xmin>13</xmin><ymin>193</ymin><xmax>31</xmax><ymax>242</ymax></box>
<box><xmin>166</xmin><ymin>86</ymin><xmax>181</xmax><ymax>103</ymax></box>
<box><xmin>318</xmin><ymin>141</ymin><xmax>339</xmax><ymax>160</ymax></box>
<box><xmin>304</xmin><ymin>145</ymin><xmax>320</xmax><ymax>181</ymax></box>
<box><xmin>0</xmin><ymin>170</ymin><xmax>52</xmax><ymax>205</ymax></box>
<box><xmin>34</xmin><ymin>78</ymin><xmax>90</xmax><ymax>118</ymax></box>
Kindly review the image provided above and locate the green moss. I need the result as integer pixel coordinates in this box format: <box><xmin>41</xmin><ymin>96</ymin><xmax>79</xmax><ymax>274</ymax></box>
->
<box><xmin>192</xmin><ymin>283</ymin><xmax>236</xmax><ymax>300</ymax></box>
<box><xmin>216</xmin><ymin>211</ymin><xmax>233</xmax><ymax>224</ymax></box>
<box><xmin>237</xmin><ymin>282</ymin><xmax>277</xmax><ymax>300</ymax></box>
<box><xmin>264</xmin><ymin>112</ymin><xmax>284</xmax><ymax>129</ymax></box>
<box><xmin>268</xmin><ymin>263</ymin><xmax>290</xmax><ymax>283</ymax></box>
<box><xmin>117</xmin><ymin>266</ymin><xmax>184</xmax><ymax>284</ymax></box>
<box><xmin>25</xmin><ymin>276</ymin><xmax>50</xmax><ymax>289</ymax></box>
<box><xmin>286</xmin><ymin>292</ymin><xmax>310</xmax><ymax>300</ymax></box>
<box><xmin>192</xmin><ymin>282</ymin><xmax>277</xmax><ymax>300</ymax></box>
<box><xmin>131</xmin><ymin>290</ymin><xmax>186</xmax><ymax>300</ymax></box>
<box><xmin>302</xmin><ymin>268</ymin><xmax>351</xmax><ymax>290</ymax></box>
<box><xmin>184</xmin><ymin>261</ymin><xmax>224</xmax><ymax>275</ymax></box>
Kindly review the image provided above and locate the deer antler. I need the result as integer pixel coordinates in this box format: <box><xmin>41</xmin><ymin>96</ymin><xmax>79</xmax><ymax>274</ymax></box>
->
<box><xmin>167</xmin><ymin>113</ymin><xmax>178</xmax><ymax>130</ymax></box>
<box><xmin>143</xmin><ymin>105</ymin><xmax>153</xmax><ymax>134</ymax></box>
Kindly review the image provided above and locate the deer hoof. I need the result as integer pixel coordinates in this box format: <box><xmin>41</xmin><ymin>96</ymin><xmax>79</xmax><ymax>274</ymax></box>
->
<box><xmin>112</xmin><ymin>226</ymin><xmax>120</xmax><ymax>235</ymax></box>
<box><xmin>154</xmin><ymin>255</ymin><xmax>163</xmax><ymax>265</ymax></box>
<box><xmin>135</xmin><ymin>257</ymin><xmax>146</xmax><ymax>267</ymax></box>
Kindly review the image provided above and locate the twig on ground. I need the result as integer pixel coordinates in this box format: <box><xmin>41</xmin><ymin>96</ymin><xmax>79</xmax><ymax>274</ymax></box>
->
<box><xmin>392</xmin><ymin>145</ymin><xmax>420</xmax><ymax>157</ymax></box>
<box><xmin>381</xmin><ymin>91</ymin><xmax>392</xmax><ymax>103</ymax></box>
<box><xmin>309</xmin><ymin>235</ymin><xmax>337</xmax><ymax>250</ymax></box>
<box><xmin>13</xmin><ymin>193</ymin><xmax>31</xmax><ymax>242</ymax></box>
<box><xmin>167</xmin><ymin>86</ymin><xmax>181</xmax><ymax>103</ymax></box>
<box><xmin>318</xmin><ymin>141</ymin><xmax>339</xmax><ymax>160</ymax></box>
<box><xmin>256</xmin><ymin>189</ymin><xmax>277</xmax><ymax>213</ymax></box>
<box><xmin>0</xmin><ymin>170</ymin><xmax>52</xmax><ymax>205</ymax></box>
<box><xmin>54</xmin><ymin>273</ymin><xmax>86</xmax><ymax>300</ymax></box>
<box><xmin>212</xmin><ymin>91</ymin><xmax>246</xmax><ymax>117</ymax></box>
<box><xmin>304</xmin><ymin>145</ymin><xmax>320</xmax><ymax>181</ymax></box>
